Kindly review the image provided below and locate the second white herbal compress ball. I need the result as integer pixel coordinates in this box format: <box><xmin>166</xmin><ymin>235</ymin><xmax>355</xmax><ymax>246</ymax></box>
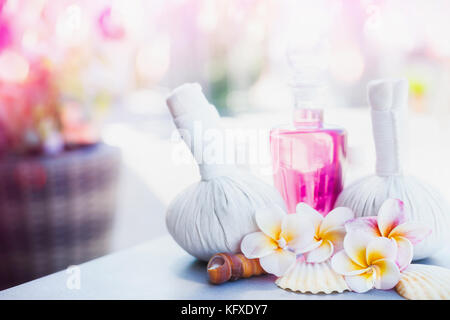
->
<box><xmin>336</xmin><ymin>79</ymin><xmax>450</xmax><ymax>260</ymax></box>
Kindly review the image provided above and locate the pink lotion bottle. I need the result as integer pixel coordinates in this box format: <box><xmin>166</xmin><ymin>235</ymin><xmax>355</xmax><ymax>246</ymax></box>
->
<box><xmin>270</xmin><ymin>54</ymin><xmax>347</xmax><ymax>215</ymax></box>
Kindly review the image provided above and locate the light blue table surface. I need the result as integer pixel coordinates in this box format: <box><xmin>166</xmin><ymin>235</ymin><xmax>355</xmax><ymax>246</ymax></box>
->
<box><xmin>1</xmin><ymin>235</ymin><xmax>449</xmax><ymax>300</ymax></box>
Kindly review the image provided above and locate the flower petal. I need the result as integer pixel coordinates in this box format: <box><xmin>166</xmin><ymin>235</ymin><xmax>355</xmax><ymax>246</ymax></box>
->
<box><xmin>321</xmin><ymin>227</ymin><xmax>346</xmax><ymax>251</ymax></box>
<box><xmin>259</xmin><ymin>249</ymin><xmax>296</xmax><ymax>277</ymax></box>
<box><xmin>331</xmin><ymin>250</ymin><xmax>369</xmax><ymax>276</ymax></box>
<box><xmin>240</xmin><ymin>232</ymin><xmax>277</xmax><ymax>259</ymax></box>
<box><xmin>280</xmin><ymin>213</ymin><xmax>315</xmax><ymax>252</ymax></box>
<box><xmin>372</xmin><ymin>259</ymin><xmax>401</xmax><ymax>290</ymax></box>
<box><xmin>255</xmin><ymin>205</ymin><xmax>286</xmax><ymax>240</ymax></box>
<box><xmin>345</xmin><ymin>216</ymin><xmax>381</xmax><ymax>237</ymax></box>
<box><xmin>393</xmin><ymin>236</ymin><xmax>413</xmax><ymax>271</ymax></box>
<box><xmin>304</xmin><ymin>240</ymin><xmax>334</xmax><ymax>263</ymax></box>
<box><xmin>366</xmin><ymin>237</ymin><xmax>398</xmax><ymax>266</ymax></box>
<box><xmin>343</xmin><ymin>231</ymin><xmax>372</xmax><ymax>268</ymax></box>
<box><xmin>296</xmin><ymin>202</ymin><xmax>323</xmax><ymax>234</ymax></box>
<box><xmin>280</xmin><ymin>214</ymin><xmax>315</xmax><ymax>253</ymax></box>
<box><xmin>344</xmin><ymin>271</ymin><xmax>376</xmax><ymax>293</ymax></box>
<box><xmin>320</xmin><ymin>207</ymin><xmax>354</xmax><ymax>234</ymax></box>
<box><xmin>295</xmin><ymin>238</ymin><xmax>322</xmax><ymax>254</ymax></box>
<box><xmin>377</xmin><ymin>199</ymin><xmax>406</xmax><ymax>237</ymax></box>
<box><xmin>389</xmin><ymin>222</ymin><xmax>432</xmax><ymax>245</ymax></box>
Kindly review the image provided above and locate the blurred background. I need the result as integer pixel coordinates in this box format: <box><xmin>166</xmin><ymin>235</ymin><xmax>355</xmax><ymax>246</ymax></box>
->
<box><xmin>0</xmin><ymin>0</ymin><xmax>449</xmax><ymax>289</ymax></box>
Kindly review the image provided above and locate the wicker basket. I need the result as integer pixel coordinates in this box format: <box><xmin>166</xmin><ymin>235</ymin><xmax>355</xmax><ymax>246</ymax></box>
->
<box><xmin>0</xmin><ymin>143</ymin><xmax>121</xmax><ymax>289</ymax></box>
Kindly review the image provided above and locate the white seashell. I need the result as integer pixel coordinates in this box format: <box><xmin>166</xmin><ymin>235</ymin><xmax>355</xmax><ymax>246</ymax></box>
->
<box><xmin>276</xmin><ymin>259</ymin><xmax>349</xmax><ymax>294</ymax></box>
<box><xmin>395</xmin><ymin>264</ymin><xmax>450</xmax><ymax>300</ymax></box>
<box><xmin>336</xmin><ymin>79</ymin><xmax>450</xmax><ymax>260</ymax></box>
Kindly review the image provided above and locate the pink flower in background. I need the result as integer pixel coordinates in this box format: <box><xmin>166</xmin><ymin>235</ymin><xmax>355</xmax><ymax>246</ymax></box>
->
<box><xmin>331</xmin><ymin>233</ymin><xmax>401</xmax><ymax>293</ymax></box>
<box><xmin>0</xmin><ymin>57</ymin><xmax>62</xmax><ymax>155</ymax></box>
<box><xmin>98</xmin><ymin>7</ymin><xmax>125</xmax><ymax>40</ymax></box>
<box><xmin>0</xmin><ymin>52</ymin><xmax>103</xmax><ymax>155</ymax></box>
<box><xmin>345</xmin><ymin>199</ymin><xmax>431</xmax><ymax>271</ymax></box>
<box><xmin>241</xmin><ymin>204</ymin><xmax>315</xmax><ymax>276</ymax></box>
<box><xmin>295</xmin><ymin>203</ymin><xmax>354</xmax><ymax>263</ymax></box>
<box><xmin>0</xmin><ymin>1</ymin><xmax>116</xmax><ymax>156</ymax></box>
<box><xmin>0</xmin><ymin>0</ymin><xmax>12</xmax><ymax>52</ymax></box>
<box><xmin>0</xmin><ymin>18</ymin><xmax>12</xmax><ymax>52</ymax></box>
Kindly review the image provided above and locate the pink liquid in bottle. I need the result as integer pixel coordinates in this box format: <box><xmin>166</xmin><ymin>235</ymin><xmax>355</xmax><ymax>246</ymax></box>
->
<box><xmin>270</xmin><ymin>109</ymin><xmax>346</xmax><ymax>215</ymax></box>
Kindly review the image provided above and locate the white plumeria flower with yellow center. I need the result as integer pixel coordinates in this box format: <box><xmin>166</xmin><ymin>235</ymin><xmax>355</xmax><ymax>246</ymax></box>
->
<box><xmin>345</xmin><ymin>198</ymin><xmax>431</xmax><ymax>271</ymax></box>
<box><xmin>331</xmin><ymin>232</ymin><xmax>401</xmax><ymax>293</ymax></box>
<box><xmin>240</xmin><ymin>204</ymin><xmax>315</xmax><ymax>277</ymax></box>
<box><xmin>295</xmin><ymin>203</ymin><xmax>354</xmax><ymax>263</ymax></box>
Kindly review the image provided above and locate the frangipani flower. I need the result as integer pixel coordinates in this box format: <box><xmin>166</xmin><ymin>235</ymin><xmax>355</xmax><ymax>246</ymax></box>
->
<box><xmin>345</xmin><ymin>199</ymin><xmax>431</xmax><ymax>271</ymax></box>
<box><xmin>331</xmin><ymin>232</ymin><xmax>401</xmax><ymax>293</ymax></box>
<box><xmin>296</xmin><ymin>203</ymin><xmax>354</xmax><ymax>263</ymax></box>
<box><xmin>241</xmin><ymin>204</ymin><xmax>315</xmax><ymax>276</ymax></box>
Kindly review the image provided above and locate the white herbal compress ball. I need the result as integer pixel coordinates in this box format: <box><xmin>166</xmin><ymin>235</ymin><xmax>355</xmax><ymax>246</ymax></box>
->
<box><xmin>336</xmin><ymin>79</ymin><xmax>450</xmax><ymax>260</ymax></box>
<box><xmin>166</xmin><ymin>83</ymin><xmax>286</xmax><ymax>261</ymax></box>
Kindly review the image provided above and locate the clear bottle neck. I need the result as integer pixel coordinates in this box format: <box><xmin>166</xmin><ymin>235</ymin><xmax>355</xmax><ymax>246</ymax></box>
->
<box><xmin>293</xmin><ymin>108</ymin><xmax>323</xmax><ymax>128</ymax></box>
<box><xmin>291</xmin><ymin>82</ymin><xmax>326</xmax><ymax>128</ymax></box>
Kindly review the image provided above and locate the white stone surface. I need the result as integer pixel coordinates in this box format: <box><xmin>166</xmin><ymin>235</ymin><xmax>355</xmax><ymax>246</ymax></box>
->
<box><xmin>1</xmin><ymin>235</ymin><xmax>449</xmax><ymax>300</ymax></box>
